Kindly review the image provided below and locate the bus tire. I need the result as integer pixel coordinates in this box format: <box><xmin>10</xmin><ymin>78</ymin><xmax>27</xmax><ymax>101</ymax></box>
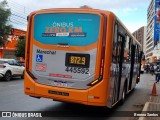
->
<box><xmin>120</xmin><ymin>85</ymin><xmax>126</xmax><ymax>105</ymax></box>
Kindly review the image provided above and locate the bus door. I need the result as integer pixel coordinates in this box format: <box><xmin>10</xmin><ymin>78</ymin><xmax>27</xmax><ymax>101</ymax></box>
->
<box><xmin>128</xmin><ymin>45</ymin><xmax>135</xmax><ymax>90</ymax></box>
<box><xmin>112</xmin><ymin>33</ymin><xmax>125</xmax><ymax>104</ymax></box>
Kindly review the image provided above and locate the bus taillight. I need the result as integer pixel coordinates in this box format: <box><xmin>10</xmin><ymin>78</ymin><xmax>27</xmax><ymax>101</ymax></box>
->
<box><xmin>88</xmin><ymin>15</ymin><xmax>106</xmax><ymax>86</ymax></box>
<box><xmin>100</xmin><ymin>59</ymin><xmax>104</xmax><ymax>75</ymax></box>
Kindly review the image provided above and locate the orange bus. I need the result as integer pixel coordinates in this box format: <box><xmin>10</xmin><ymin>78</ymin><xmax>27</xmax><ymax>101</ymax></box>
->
<box><xmin>24</xmin><ymin>8</ymin><xmax>142</xmax><ymax>108</ymax></box>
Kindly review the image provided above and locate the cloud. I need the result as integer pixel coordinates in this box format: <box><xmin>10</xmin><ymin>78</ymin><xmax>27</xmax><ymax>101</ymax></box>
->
<box><xmin>8</xmin><ymin>0</ymin><xmax>150</xmax><ymax>13</ymax></box>
<box><xmin>122</xmin><ymin>8</ymin><xmax>138</xmax><ymax>13</ymax></box>
<box><xmin>124</xmin><ymin>21</ymin><xmax>147</xmax><ymax>33</ymax></box>
<box><xmin>7</xmin><ymin>0</ymin><xmax>149</xmax><ymax>32</ymax></box>
<box><xmin>110</xmin><ymin>7</ymin><xmax>138</xmax><ymax>16</ymax></box>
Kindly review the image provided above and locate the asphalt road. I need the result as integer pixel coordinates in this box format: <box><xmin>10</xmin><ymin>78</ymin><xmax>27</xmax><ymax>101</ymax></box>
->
<box><xmin>0</xmin><ymin>73</ymin><xmax>156</xmax><ymax>120</ymax></box>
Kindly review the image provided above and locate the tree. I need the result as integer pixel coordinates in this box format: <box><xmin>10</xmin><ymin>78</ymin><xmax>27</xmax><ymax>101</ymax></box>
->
<box><xmin>15</xmin><ymin>37</ymin><xmax>26</xmax><ymax>58</ymax></box>
<box><xmin>0</xmin><ymin>0</ymin><xmax>12</xmax><ymax>47</ymax></box>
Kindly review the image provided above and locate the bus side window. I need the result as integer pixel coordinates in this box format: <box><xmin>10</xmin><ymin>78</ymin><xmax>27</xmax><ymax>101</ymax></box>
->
<box><xmin>129</xmin><ymin>38</ymin><xmax>133</xmax><ymax>61</ymax></box>
<box><xmin>138</xmin><ymin>46</ymin><xmax>141</xmax><ymax>62</ymax></box>
<box><xmin>117</xmin><ymin>36</ymin><xmax>122</xmax><ymax>62</ymax></box>
<box><xmin>124</xmin><ymin>35</ymin><xmax>130</xmax><ymax>62</ymax></box>
<box><xmin>112</xmin><ymin>23</ymin><xmax>118</xmax><ymax>63</ymax></box>
<box><xmin>136</xmin><ymin>45</ymin><xmax>139</xmax><ymax>63</ymax></box>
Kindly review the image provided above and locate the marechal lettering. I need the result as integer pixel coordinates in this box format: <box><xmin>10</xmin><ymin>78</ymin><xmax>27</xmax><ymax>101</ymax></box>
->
<box><xmin>37</xmin><ymin>49</ymin><xmax>56</xmax><ymax>55</ymax></box>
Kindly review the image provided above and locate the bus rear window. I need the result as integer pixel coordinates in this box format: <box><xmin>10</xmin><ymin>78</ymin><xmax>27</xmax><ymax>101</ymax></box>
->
<box><xmin>34</xmin><ymin>13</ymin><xmax>100</xmax><ymax>46</ymax></box>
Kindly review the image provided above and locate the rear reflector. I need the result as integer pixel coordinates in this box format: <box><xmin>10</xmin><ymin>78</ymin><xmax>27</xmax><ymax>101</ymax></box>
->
<box><xmin>88</xmin><ymin>96</ymin><xmax>100</xmax><ymax>99</ymax></box>
<box><xmin>90</xmin><ymin>79</ymin><xmax>99</xmax><ymax>85</ymax></box>
<box><xmin>87</xmin><ymin>79</ymin><xmax>101</xmax><ymax>86</ymax></box>
<box><xmin>26</xmin><ymin>87</ymin><xmax>34</xmax><ymax>91</ymax></box>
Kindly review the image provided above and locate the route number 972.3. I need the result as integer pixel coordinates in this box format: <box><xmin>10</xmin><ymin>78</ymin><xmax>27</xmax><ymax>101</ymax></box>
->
<box><xmin>65</xmin><ymin>67</ymin><xmax>89</xmax><ymax>74</ymax></box>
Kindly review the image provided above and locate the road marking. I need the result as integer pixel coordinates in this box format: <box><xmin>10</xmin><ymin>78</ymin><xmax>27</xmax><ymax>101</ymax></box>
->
<box><xmin>138</xmin><ymin>102</ymin><xmax>150</xmax><ymax>120</ymax></box>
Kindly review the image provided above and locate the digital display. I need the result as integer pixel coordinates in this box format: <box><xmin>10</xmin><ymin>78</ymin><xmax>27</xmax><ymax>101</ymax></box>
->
<box><xmin>65</xmin><ymin>53</ymin><xmax>90</xmax><ymax>68</ymax></box>
<box><xmin>70</xmin><ymin>56</ymin><xmax>86</xmax><ymax>65</ymax></box>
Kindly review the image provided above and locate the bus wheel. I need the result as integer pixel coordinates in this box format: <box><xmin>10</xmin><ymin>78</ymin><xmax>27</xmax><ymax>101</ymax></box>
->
<box><xmin>120</xmin><ymin>86</ymin><xmax>126</xmax><ymax>105</ymax></box>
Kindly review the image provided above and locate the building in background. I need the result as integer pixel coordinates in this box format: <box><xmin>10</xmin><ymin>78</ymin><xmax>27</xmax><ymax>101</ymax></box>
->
<box><xmin>0</xmin><ymin>28</ymin><xmax>26</xmax><ymax>59</ymax></box>
<box><xmin>146</xmin><ymin>0</ymin><xmax>160</xmax><ymax>63</ymax></box>
<box><xmin>132</xmin><ymin>26</ymin><xmax>147</xmax><ymax>55</ymax></box>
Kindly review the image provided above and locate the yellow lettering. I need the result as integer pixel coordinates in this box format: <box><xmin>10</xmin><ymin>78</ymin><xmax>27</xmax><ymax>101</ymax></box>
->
<box><xmin>82</xmin><ymin>57</ymin><xmax>86</xmax><ymax>65</ymax></box>
<box><xmin>45</xmin><ymin>27</ymin><xmax>49</xmax><ymax>33</ymax></box>
<box><xmin>70</xmin><ymin>56</ymin><xmax>75</xmax><ymax>64</ymax></box>
<box><xmin>62</xmin><ymin>27</ymin><xmax>66</xmax><ymax>32</ymax></box>
<box><xmin>74</xmin><ymin>57</ymin><xmax>78</xmax><ymax>63</ymax></box>
<box><xmin>74</xmin><ymin>27</ymin><xmax>82</xmax><ymax>32</ymax></box>
<box><xmin>49</xmin><ymin>27</ymin><xmax>54</xmax><ymax>33</ymax></box>
<box><xmin>59</xmin><ymin>27</ymin><xmax>64</xmax><ymax>33</ymax></box>
<box><xmin>55</xmin><ymin>27</ymin><xmax>60</xmax><ymax>33</ymax></box>
<box><xmin>68</xmin><ymin>27</ymin><xmax>73</xmax><ymax>33</ymax></box>
<box><xmin>77</xmin><ymin>57</ymin><xmax>80</xmax><ymax>64</ymax></box>
<box><xmin>45</xmin><ymin>26</ymin><xmax>83</xmax><ymax>33</ymax></box>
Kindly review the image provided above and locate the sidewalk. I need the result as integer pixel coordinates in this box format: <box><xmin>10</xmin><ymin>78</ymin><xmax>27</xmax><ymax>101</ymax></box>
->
<box><xmin>139</xmin><ymin>81</ymin><xmax>160</xmax><ymax>120</ymax></box>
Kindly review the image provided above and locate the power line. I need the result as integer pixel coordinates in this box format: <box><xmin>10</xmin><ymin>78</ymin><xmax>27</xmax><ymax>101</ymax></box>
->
<box><xmin>11</xmin><ymin>13</ymin><xmax>26</xmax><ymax>20</ymax></box>
<box><xmin>10</xmin><ymin>17</ymin><xmax>27</xmax><ymax>25</ymax></box>
<box><xmin>6</xmin><ymin>0</ymin><xmax>28</xmax><ymax>30</ymax></box>
<box><xmin>7</xmin><ymin>0</ymin><xmax>31</xmax><ymax>14</ymax></box>
<box><xmin>9</xmin><ymin>20</ymin><xmax>26</xmax><ymax>26</ymax></box>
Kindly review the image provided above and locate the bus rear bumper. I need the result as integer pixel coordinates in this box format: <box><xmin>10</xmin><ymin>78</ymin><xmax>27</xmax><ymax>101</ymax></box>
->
<box><xmin>25</xmin><ymin>84</ymin><xmax>106</xmax><ymax>106</ymax></box>
<box><xmin>24</xmin><ymin>73</ymin><xmax>108</xmax><ymax>107</ymax></box>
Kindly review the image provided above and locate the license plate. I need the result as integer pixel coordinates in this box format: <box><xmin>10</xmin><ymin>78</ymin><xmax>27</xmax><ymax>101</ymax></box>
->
<box><xmin>53</xmin><ymin>81</ymin><xmax>67</xmax><ymax>87</ymax></box>
<box><xmin>48</xmin><ymin>90</ymin><xmax>69</xmax><ymax>96</ymax></box>
<box><xmin>65</xmin><ymin>53</ymin><xmax>90</xmax><ymax>68</ymax></box>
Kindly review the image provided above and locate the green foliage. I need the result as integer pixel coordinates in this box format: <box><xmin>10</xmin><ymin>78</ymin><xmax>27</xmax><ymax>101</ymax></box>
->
<box><xmin>0</xmin><ymin>0</ymin><xmax>12</xmax><ymax>47</ymax></box>
<box><xmin>15</xmin><ymin>38</ymin><xmax>26</xmax><ymax>58</ymax></box>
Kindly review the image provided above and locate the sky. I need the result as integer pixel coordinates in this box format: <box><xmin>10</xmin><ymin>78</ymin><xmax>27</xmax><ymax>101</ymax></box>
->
<box><xmin>7</xmin><ymin>0</ymin><xmax>151</xmax><ymax>33</ymax></box>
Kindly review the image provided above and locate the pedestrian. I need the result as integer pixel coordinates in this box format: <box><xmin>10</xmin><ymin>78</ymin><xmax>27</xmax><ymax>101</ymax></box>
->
<box><xmin>154</xmin><ymin>64</ymin><xmax>157</xmax><ymax>71</ymax></box>
<box><xmin>157</xmin><ymin>64</ymin><xmax>159</xmax><ymax>69</ymax></box>
<box><xmin>155</xmin><ymin>65</ymin><xmax>160</xmax><ymax>83</ymax></box>
<box><xmin>146</xmin><ymin>64</ymin><xmax>149</xmax><ymax>73</ymax></box>
<box><xmin>150</xmin><ymin>64</ymin><xmax>154</xmax><ymax>75</ymax></box>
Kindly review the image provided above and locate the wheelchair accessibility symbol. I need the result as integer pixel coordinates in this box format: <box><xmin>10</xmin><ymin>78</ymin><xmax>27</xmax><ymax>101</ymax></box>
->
<box><xmin>36</xmin><ymin>54</ymin><xmax>43</xmax><ymax>62</ymax></box>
